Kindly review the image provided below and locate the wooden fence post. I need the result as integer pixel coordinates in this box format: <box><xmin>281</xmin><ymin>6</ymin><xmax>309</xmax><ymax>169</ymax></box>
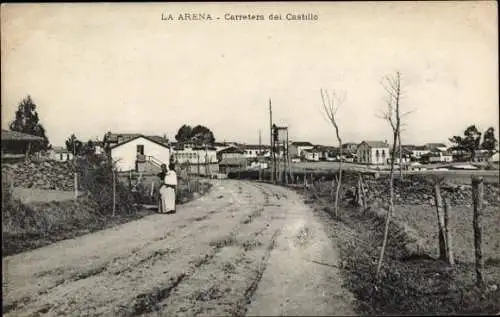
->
<box><xmin>304</xmin><ymin>171</ymin><xmax>307</xmax><ymax>196</ymax></box>
<box><xmin>112</xmin><ymin>169</ymin><xmax>116</xmax><ymax>217</ymax></box>
<box><xmin>472</xmin><ymin>177</ymin><xmax>484</xmax><ymax>287</ymax></box>
<box><xmin>74</xmin><ymin>172</ymin><xmax>78</xmax><ymax>200</ymax></box>
<box><xmin>434</xmin><ymin>182</ymin><xmax>447</xmax><ymax>261</ymax></box>
<box><xmin>443</xmin><ymin>197</ymin><xmax>455</xmax><ymax>266</ymax></box>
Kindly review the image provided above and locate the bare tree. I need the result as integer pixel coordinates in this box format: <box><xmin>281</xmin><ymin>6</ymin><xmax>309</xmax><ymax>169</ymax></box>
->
<box><xmin>320</xmin><ymin>89</ymin><xmax>346</xmax><ymax>218</ymax></box>
<box><xmin>375</xmin><ymin>71</ymin><xmax>405</xmax><ymax>282</ymax></box>
<box><xmin>398</xmin><ymin>129</ymin><xmax>403</xmax><ymax>178</ymax></box>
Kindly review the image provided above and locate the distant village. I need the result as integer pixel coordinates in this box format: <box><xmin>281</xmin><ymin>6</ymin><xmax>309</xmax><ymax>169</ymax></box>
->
<box><xmin>3</xmin><ymin>129</ymin><xmax>499</xmax><ymax>177</ymax></box>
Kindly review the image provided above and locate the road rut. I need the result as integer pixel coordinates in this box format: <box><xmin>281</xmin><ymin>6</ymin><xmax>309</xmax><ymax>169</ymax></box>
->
<box><xmin>3</xmin><ymin>180</ymin><xmax>355</xmax><ymax>316</ymax></box>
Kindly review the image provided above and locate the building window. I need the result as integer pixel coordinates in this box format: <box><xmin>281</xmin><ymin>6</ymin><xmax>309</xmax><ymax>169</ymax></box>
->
<box><xmin>137</xmin><ymin>144</ymin><xmax>144</xmax><ymax>155</ymax></box>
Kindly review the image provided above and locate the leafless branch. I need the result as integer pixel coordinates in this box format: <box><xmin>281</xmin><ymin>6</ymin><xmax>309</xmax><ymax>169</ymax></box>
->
<box><xmin>376</xmin><ymin>71</ymin><xmax>407</xmax><ymax>283</ymax></box>
<box><xmin>320</xmin><ymin>88</ymin><xmax>345</xmax><ymax>218</ymax></box>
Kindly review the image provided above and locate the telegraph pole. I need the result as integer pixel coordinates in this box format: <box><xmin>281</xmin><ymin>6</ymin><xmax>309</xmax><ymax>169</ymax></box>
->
<box><xmin>259</xmin><ymin>129</ymin><xmax>262</xmax><ymax>156</ymax></box>
<box><xmin>269</xmin><ymin>99</ymin><xmax>274</xmax><ymax>183</ymax></box>
<box><xmin>259</xmin><ymin>129</ymin><xmax>262</xmax><ymax>181</ymax></box>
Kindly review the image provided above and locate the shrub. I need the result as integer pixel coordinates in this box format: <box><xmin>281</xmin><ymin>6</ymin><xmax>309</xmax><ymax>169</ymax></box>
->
<box><xmin>77</xmin><ymin>157</ymin><xmax>137</xmax><ymax>215</ymax></box>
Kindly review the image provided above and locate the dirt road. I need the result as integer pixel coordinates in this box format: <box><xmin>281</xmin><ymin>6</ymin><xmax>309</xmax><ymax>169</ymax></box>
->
<box><xmin>2</xmin><ymin>180</ymin><xmax>355</xmax><ymax>316</ymax></box>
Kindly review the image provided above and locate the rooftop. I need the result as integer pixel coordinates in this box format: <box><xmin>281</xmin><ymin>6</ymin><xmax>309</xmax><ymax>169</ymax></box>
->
<box><xmin>361</xmin><ymin>140</ymin><xmax>389</xmax><ymax>148</ymax></box>
<box><xmin>105</xmin><ymin>132</ymin><xmax>169</xmax><ymax>145</ymax></box>
<box><xmin>291</xmin><ymin>141</ymin><xmax>314</xmax><ymax>146</ymax></box>
<box><xmin>1</xmin><ymin>130</ymin><xmax>45</xmax><ymax>142</ymax></box>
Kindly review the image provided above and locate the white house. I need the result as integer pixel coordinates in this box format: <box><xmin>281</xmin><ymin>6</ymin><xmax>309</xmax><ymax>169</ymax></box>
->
<box><xmin>93</xmin><ymin>141</ymin><xmax>104</xmax><ymax>155</ymax></box>
<box><xmin>411</xmin><ymin>146</ymin><xmax>430</xmax><ymax>159</ymax></box>
<box><xmin>242</xmin><ymin>144</ymin><xmax>270</xmax><ymax>158</ymax></box>
<box><xmin>48</xmin><ymin>146</ymin><xmax>74</xmax><ymax>162</ymax></box>
<box><xmin>302</xmin><ymin>149</ymin><xmax>321</xmax><ymax>161</ymax></box>
<box><xmin>108</xmin><ymin>135</ymin><xmax>171</xmax><ymax>172</ymax></box>
<box><xmin>356</xmin><ymin>141</ymin><xmax>390</xmax><ymax>165</ymax></box>
<box><xmin>172</xmin><ymin>144</ymin><xmax>217</xmax><ymax>164</ymax></box>
<box><xmin>425</xmin><ymin>149</ymin><xmax>454</xmax><ymax>163</ymax></box>
<box><xmin>289</xmin><ymin>142</ymin><xmax>314</xmax><ymax>159</ymax></box>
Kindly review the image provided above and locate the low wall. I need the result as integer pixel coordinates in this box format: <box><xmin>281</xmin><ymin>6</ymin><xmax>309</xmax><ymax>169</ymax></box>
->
<box><xmin>2</xmin><ymin>160</ymin><xmax>77</xmax><ymax>191</ymax></box>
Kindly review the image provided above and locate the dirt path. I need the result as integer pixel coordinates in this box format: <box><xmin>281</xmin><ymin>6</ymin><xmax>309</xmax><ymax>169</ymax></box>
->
<box><xmin>2</xmin><ymin>180</ymin><xmax>355</xmax><ymax>316</ymax></box>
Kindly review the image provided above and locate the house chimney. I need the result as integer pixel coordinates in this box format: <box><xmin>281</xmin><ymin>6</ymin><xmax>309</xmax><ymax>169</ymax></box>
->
<box><xmin>385</xmin><ymin>139</ymin><xmax>388</xmax><ymax>145</ymax></box>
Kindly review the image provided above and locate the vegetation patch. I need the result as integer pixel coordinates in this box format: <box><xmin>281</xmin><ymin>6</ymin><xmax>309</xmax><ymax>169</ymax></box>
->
<box><xmin>316</xmin><ymin>201</ymin><xmax>500</xmax><ymax>315</ymax></box>
<box><xmin>2</xmin><ymin>158</ymin><xmax>212</xmax><ymax>257</ymax></box>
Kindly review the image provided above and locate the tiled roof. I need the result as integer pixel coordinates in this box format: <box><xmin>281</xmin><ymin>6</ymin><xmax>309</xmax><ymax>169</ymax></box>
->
<box><xmin>425</xmin><ymin>143</ymin><xmax>446</xmax><ymax>148</ymax></box>
<box><xmin>1</xmin><ymin>130</ymin><xmax>45</xmax><ymax>142</ymax></box>
<box><xmin>241</xmin><ymin>144</ymin><xmax>271</xmax><ymax>150</ymax></box>
<box><xmin>362</xmin><ymin>141</ymin><xmax>388</xmax><ymax>148</ymax></box>
<box><xmin>109</xmin><ymin>135</ymin><xmax>170</xmax><ymax>149</ymax></box>
<box><xmin>217</xmin><ymin>146</ymin><xmax>245</xmax><ymax>154</ymax></box>
<box><xmin>105</xmin><ymin>133</ymin><xmax>168</xmax><ymax>145</ymax></box>
<box><xmin>413</xmin><ymin>146</ymin><xmax>427</xmax><ymax>151</ymax></box>
<box><xmin>291</xmin><ymin>141</ymin><xmax>313</xmax><ymax>146</ymax></box>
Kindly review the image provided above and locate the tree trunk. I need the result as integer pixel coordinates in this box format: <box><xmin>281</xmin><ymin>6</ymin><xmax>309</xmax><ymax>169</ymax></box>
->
<box><xmin>376</xmin><ymin>130</ymin><xmax>398</xmax><ymax>281</ymax></box>
<box><xmin>330</xmin><ymin>178</ymin><xmax>336</xmax><ymax>203</ymax></box>
<box><xmin>335</xmin><ymin>146</ymin><xmax>343</xmax><ymax>218</ymax></box>
<box><xmin>398</xmin><ymin>131</ymin><xmax>403</xmax><ymax>179</ymax></box>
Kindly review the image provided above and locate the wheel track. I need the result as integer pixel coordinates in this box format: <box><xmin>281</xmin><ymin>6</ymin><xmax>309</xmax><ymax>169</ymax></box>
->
<box><xmin>118</xmin><ymin>181</ymin><xmax>273</xmax><ymax>317</ymax></box>
<box><xmin>3</xmin><ymin>180</ymin><xmax>289</xmax><ymax>317</ymax></box>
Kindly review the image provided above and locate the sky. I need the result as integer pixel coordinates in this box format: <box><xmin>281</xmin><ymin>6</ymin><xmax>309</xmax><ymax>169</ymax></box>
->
<box><xmin>1</xmin><ymin>2</ymin><xmax>498</xmax><ymax>147</ymax></box>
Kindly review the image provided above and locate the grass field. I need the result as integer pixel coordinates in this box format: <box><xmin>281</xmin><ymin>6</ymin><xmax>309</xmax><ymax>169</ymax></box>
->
<box><xmin>303</xmin><ymin>191</ymin><xmax>500</xmax><ymax>315</ymax></box>
<box><xmin>269</xmin><ymin>168</ymin><xmax>500</xmax><ymax>315</ymax></box>
<box><xmin>394</xmin><ymin>204</ymin><xmax>500</xmax><ymax>267</ymax></box>
<box><xmin>2</xmin><ymin>169</ymin><xmax>212</xmax><ymax>257</ymax></box>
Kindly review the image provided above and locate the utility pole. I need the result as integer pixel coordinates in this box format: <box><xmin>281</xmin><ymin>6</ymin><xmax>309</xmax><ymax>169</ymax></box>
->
<box><xmin>284</xmin><ymin>130</ymin><xmax>288</xmax><ymax>184</ymax></box>
<box><xmin>269</xmin><ymin>99</ymin><xmax>274</xmax><ymax>183</ymax></box>
<box><xmin>205</xmin><ymin>144</ymin><xmax>208</xmax><ymax>176</ymax></box>
<box><xmin>259</xmin><ymin>129</ymin><xmax>262</xmax><ymax>156</ymax></box>
<box><xmin>259</xmin><ymin>129</ymin><xmax>262</xmax><ymax>181</ymax></box>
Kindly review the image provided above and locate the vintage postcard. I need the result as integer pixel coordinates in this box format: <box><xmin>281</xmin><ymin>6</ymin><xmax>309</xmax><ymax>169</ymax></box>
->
<box><xmin>2</xmin><ymin>2</ymin><xmax>499</xmax><ymax>316</ymax></box>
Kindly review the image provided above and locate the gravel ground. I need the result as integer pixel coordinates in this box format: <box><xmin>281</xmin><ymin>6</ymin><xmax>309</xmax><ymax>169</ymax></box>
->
<box><xmin>2</xmin><ymin>180</ymin><xmax>355</xmax><ymax>316</ymax></box>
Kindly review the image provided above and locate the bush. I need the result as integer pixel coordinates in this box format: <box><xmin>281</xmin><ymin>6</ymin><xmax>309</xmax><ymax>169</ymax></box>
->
<box><xmin>77</xmin><ymin>157</ymin><xmax>137</xmax><ymax>214</ymax></box>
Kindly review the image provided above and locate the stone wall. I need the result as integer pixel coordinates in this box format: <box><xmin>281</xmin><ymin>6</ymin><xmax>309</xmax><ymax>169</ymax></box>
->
<box><xmin>2</xmin><ymin>160</ymin><xmax>78</xmax><ymax>191</ymax></box>
<box><xmin>362</xmin><ymin>175</ymin><xmax>499</xmax><ymax>207</ymax></box>
<box><xmin>332</xmin><ymin>172</ymin><xmax>500</xmax><ymax>207</ymax></box>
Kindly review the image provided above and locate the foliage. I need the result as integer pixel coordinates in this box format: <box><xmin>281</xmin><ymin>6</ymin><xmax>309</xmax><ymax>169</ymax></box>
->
<box><xmin>77</xmin><ymin>157</ymin><xmax>137</xmax><ymax>214</ymax></box>
<box><xmin>8</xmin><ymin>95</ymin><xmax>50</xmax><ymax>150</ymax></box>
<box><xmin>481</xmin><ymin>127</ymin><xmax>498</xmax><ymax>153</ymax></box>
<box><xmin>175</xmin><ymin>124</ymin><xmax>193</xmax><ymax>143</ymax></box>
<box><xmin>449</xmin><ymin>125</ymin><xmax>482</xmax><ymax>160</ymax></box>
<box><xmin>174</xmin><ymin>124</ymin><xmax>215</xmax><ymax>145</ymax></box>
<box><xmin>65</xmin><ymin>134</ymin><xmax>84</xmax><ymax>156</ymax></box>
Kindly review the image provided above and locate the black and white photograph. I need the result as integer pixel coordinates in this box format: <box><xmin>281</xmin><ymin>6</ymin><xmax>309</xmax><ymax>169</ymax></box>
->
<box><xmin>1</xmin><ymin>2</ymin><xmax>499</xmax><ymax>316</ymax></box>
